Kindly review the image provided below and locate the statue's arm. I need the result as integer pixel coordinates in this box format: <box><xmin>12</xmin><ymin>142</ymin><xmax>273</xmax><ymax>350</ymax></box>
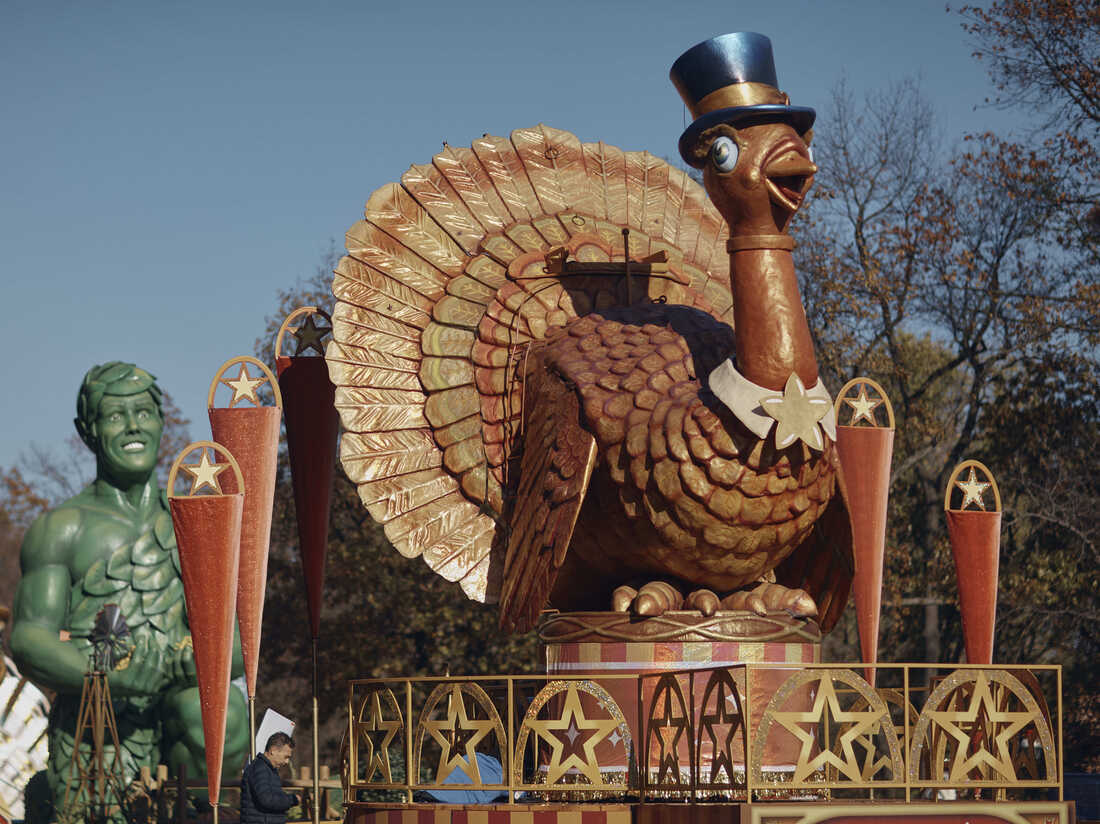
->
<box><xmin>10</xmin><ymin>510</ymin><xmax>89</xmax><ymax>693</ymax></box>
<box><xmin>231</xmin><ymin>624</ymin><xmax>244</xmax><ymax>679</ymax></box>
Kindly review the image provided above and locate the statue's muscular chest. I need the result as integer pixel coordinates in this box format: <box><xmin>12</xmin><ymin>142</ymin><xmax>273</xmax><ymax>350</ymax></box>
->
<box><xmin>64</xmin><ymin>502</ymin><xmax>184</xmax><ymax>638</ymax></box>
<box><xmin>70</xmin><ymin>512</ymin><xmax>144</xmax><ymax>579</ymax></box>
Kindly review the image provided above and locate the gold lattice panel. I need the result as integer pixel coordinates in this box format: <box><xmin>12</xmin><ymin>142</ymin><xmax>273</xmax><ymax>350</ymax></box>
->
<box><xmin>909</xmin><ymin>669</ymin><xmax>1057</xmax><ymax>787</ymax></box>
<box><xmin>514</xmin><ymin>680</ymin><xmax>631</xmax><ymax>791</ymax></box>
<box><xmin>413</xmin><ymin>682</ymin><xmax>507</xmax><ymax>790</ymax></box>
<box><xmin>353</xmin><ymin>685</ymin><xmax>404</xmax><ymax>785</ymax></box>
<box><xmin>753</xmin><ymin>668</ymin><xmax>903</xmax><ymax>787</ymax></box>
<box><xmin>695</xmin><ymin>668</ymin><xmax>748</xmax><ymax>795</ymax></box>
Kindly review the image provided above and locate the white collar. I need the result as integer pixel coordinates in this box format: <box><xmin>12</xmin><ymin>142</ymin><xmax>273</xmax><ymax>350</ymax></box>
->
<box><xmin>707</xmin><ymin>359</ymin><xmax>836</xmax><ymax>450</ymax></box>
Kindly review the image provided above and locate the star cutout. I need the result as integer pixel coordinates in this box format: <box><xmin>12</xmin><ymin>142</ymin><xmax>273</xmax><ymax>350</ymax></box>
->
<box><xmin>699</xmin><ymin>679</ymin><xmax>743</xmax><ymax>786</ymax></box>
<box><xmin>770</xmin><ymin>676</ymin><xmax>888</xmax><ymax>783</ymax></box>
<box><xmin>844</xmin><ymin>384</ymin><xmax>882</xmax><ymax>426</ymax></box>
<box><xmin>292</xmin><ymin>313</ymin><xmax>332</xmax><ymax>356</ymax></box>
<box><xmin>927</xmin><ymin>673</ymin><xmax>1032</xmax><ymax>782</ymax></box>
<box><xmin>221</xmin><ymin>363</ymin><xmax>266</xmax><ymax>407</ymax></box>
<box><xmin>955</xmin><ymin>467</ymin><xmax>991</xmax><ymax>510</ymax></box>
<box><xmin>358</xmin><ymin>690</ymin><xmax>401</xmax><ymax>783</ymax></box>
<box><xmin>525</xmin><ymin>683</ymin><xmax>620</xmax><ymax>784</ymax></box>
<box><xmin>652</xmin><ymin>692</ymin><xmax>688</xmax><ymax>785</ymax></box>
<box><xmin>180</xmin><ymin>450</ymin><xmax>228</xmax><ymax>495</ymax></box>
<box><xmin>423</xmin><ymin>686</ymin><xmax>494</xmax><ymax>783</ymax></box>
<box><xmin>760</xmin><ymin>373</ymin><xmax>831</xmax><ymax>451</ymax></box>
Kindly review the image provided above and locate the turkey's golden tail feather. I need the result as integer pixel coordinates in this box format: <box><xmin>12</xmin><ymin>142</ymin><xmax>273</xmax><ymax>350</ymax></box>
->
<box><xmin>328</xmin><ymin>125</ymin><xmax>731</xmax><ymax>603</ymax></box>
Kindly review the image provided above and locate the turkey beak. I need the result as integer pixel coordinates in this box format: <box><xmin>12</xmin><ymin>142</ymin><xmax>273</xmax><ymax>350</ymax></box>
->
<box><xmin>763</xmin><ymin>147</ymin><xmax>817</xmax><ymax>213</ymax></box>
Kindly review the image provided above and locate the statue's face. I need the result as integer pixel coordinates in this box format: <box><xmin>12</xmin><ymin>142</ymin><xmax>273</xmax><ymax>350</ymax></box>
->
<box><xmin>92</xmin><ymin>390</ymin><xmax>164</xmax><ymax>482</ymax></box>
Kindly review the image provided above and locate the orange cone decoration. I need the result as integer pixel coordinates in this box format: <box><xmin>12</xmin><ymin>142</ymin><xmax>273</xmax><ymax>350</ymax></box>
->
<box><xmin>207</xmin><ymin>357</ymin><xmax>282</xmax><ymax>703</ymax></box>
<box><xmin>275</xmin><ymin>307</ymin><xmax>339</xmax><ymax>640</ymax></box>
<box><xmin>167</xmin><ymin>441</ymin><xmax>245</xmax><ymax>812</ymax></box>
<box><xmin>945</xmin><ymin>460</ymin><xmax>1002</xmax><ymax>665</ymax></box>
<box><xmin>834</xmin><ymin>378</ymin><xmax>895</xmax><ymax>687</ymax></box>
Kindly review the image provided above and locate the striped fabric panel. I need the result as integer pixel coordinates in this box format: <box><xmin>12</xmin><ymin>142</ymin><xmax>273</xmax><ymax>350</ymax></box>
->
<box><xmin>547</xmin><ymin>640</ymin><xmax>820</xmax><ymax>670</ymax></box>
<box><xmin>352</xmin><ymin>809</ymin><xmax>626</xmax><ymax>824</ymax></box>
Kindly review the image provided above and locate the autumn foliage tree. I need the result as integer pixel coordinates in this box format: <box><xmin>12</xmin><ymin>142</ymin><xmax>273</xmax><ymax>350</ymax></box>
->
<box><xmin>795</xmin><ymin>0</ymin><xmax>1098</xmax><ymax>767</ymax></box>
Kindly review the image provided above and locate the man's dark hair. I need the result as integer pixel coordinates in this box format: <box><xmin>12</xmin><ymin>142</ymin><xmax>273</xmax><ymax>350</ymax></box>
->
<box><xmin>265</xmin><ymin>731</ymin><xmax>294</xmax><ymax>752</ymax></box>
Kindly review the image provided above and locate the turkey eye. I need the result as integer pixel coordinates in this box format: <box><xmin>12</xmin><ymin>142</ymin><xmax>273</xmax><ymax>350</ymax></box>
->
<box><xmin>710</xmin><ymin>136</ymin><xmax>738</xmax><ymax>172</ymax></box>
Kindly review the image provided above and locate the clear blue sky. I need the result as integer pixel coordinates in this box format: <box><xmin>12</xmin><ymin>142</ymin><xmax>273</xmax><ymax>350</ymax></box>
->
<box><xmin>0</xmin><ymin>0</ymin><xmax>1013</xmax><ymax>472</ymax></box>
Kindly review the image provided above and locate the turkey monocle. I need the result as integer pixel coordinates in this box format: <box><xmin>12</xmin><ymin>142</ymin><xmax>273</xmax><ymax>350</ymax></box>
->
<box><xmin>327</xmin><ymin>33</ymin><xmax>854</xmax><ymax>635</ymax></box>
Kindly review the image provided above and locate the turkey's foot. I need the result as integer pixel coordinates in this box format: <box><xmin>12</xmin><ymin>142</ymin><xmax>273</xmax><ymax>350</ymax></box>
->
<box><xmin>612</xmin><ymin>582</ymin><xmax>720</xmax><ymax>617</ymax></box>
<box><xmin>721</xmin><ymin>582</ymin><xmax>817</xmax><ymax>618</ymax></box>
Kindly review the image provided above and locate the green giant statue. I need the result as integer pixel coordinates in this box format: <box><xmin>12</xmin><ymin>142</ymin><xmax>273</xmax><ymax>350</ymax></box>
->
<box><xmin>10</xmin><ymin>362</ymin><xmax>248</xmax><ymax>819</ymax></box>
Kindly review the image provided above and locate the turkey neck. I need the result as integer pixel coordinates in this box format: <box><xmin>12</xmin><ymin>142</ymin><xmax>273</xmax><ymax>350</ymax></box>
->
<box><xmin>727</xmin><ymin>247</ymin><xmax>818</xmax><ymax>392</ymax></box>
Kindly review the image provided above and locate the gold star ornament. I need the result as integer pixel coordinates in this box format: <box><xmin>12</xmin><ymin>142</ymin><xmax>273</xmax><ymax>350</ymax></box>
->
<box><xmin>358</xmin><ymin>689</ymin><xmax>401</xmax><ymax>784</ymax></box>
<box><xmin>180</xmin><ymin>449</ymin><xmax>229</xmax><ymax>495</ymax></box>
<box><xmin>835</xmin><ymin>376</ymin><xmax>895</xmax><ymax>431</ymax></box>
<box><xmin>956</xmin><ymin>467</ymin><xmax>992</xmax><ymax>510</ymax></box>
<box><xmin>768</xmin><ymin>674</ymin><xmax>897</xmax><ymax>783</ymax></box>
<box><xmin>845</xmin><ymin>384</ymin><xmax>882</xmax><ymax>426</ymax></box>
<box><xmin>221</xmin><ymin>363</ymin><xmax>266</xmax><ymax>406</ymax></box>
<box><xmin>525</xmin><ymin>682</ymin><xmax>620</xmax><ymax>784</ymax></box>
<box><xmin>925</xmin><ymin>671</ymin><xmax>1033</xmax><ymax>783</ymax></box>
<box><xmin>423</xmin><ymin>686</ymin><xmax>494</xmax><ymax>783</ymax></box>
<box><xmin>760</xmin><ymin>373</ymin><xmax>831</xmax><ymax>451</ymax></box>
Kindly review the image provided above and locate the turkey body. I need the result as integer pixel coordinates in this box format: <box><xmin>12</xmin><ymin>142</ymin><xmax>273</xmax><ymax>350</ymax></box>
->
<box><xmin>513</xmin><ymin>304</ymin><xmax>841</xmax><ymax>614</ymax></box>
<box><xmin>327</xmin><ymin>125</ymin><xmax>853</xmax><ymax>636</ymax></box>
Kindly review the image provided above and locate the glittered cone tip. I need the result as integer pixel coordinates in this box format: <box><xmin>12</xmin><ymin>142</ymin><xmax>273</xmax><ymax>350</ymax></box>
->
<box><xmin>209</xmin><ymin>406</ymin><xmax>281</xmax><ymax>696</ymax></box>
<box><xmin>276</xmin><ymin>355</ymin><xmax>339</xmax><ymax>639</ymax></box>
<box><xmin>946</xmin><ymin>509</ymin><xmax>1002</xmax><ymax>665</ymax></box>
<box><xmin>169</xmin><ymin>493</ymin><xmax>244</xmax><ymax>807</ymax></box>
<box><xmin>835</xmin><ymin>425</ymin><xmax>894</xmax><ymax>687</ymax></box>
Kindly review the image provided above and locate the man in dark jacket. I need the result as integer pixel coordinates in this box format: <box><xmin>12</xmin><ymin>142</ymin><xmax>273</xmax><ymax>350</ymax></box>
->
<box><xmin>241</xmin><ymin>732</ymin><xmax>299</xmax><ymax>824</ymax></box>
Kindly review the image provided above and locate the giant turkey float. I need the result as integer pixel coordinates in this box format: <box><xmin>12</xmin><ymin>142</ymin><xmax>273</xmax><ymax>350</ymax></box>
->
<box><xmin>174</xmin><ymin>31</ymin><xmax>1071</xmax><ymax>824</ymax></box>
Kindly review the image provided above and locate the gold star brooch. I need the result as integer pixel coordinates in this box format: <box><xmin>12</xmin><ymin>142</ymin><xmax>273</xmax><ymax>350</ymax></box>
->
<box><xmin>760</xmin><ymin>373</ymin><xmax>831</xmax><ymax>451</ymax></box>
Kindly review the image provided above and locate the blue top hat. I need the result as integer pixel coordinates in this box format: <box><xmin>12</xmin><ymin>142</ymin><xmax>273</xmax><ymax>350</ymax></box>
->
<box><xmin>670</xmin><ymin>32</ymin><xmax>815</xmax><ymax>168</ymax></box>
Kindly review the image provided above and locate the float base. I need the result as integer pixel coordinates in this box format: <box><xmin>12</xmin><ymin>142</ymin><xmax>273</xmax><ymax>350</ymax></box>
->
<box><xmin>344</xmin><ymin>801</ymin><xmax>1076</xmax><ymax>824</ymax></box>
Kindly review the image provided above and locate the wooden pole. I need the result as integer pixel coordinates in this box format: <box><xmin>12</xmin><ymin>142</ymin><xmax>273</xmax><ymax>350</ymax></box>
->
<box><xmin>175</xmin><ymin>762</ymin><xmax>187</xmax><ymax>824</ymax></box>
<box><xmin>156</xmin><ymin>764</ymin><xmax>169</xmax><ymax>823</ymax></box>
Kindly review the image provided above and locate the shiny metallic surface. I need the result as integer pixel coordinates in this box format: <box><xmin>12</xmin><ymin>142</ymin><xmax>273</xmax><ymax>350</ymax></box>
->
<box><xmin>670</xmin><ymin>32</ymin><xmax>778</xmax><ymax>105</ymax></box>
<box><xmin>672</xmin><ymin>32</ymin><xmax>815</xmax><ymax>166</ymax></box>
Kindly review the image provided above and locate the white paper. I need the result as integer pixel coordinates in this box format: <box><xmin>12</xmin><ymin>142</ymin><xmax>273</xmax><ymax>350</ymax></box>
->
<box><xmin>255</xmin><ymin>708</ymin><xmax>295</xmax><ymax>755</ymax></box>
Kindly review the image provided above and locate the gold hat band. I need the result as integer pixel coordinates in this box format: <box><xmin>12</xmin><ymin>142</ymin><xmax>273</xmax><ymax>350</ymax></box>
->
<box><xmin>692</xmin><ymin>82</ymin><xmax>790</xmax><ymax>118</ymax></box>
